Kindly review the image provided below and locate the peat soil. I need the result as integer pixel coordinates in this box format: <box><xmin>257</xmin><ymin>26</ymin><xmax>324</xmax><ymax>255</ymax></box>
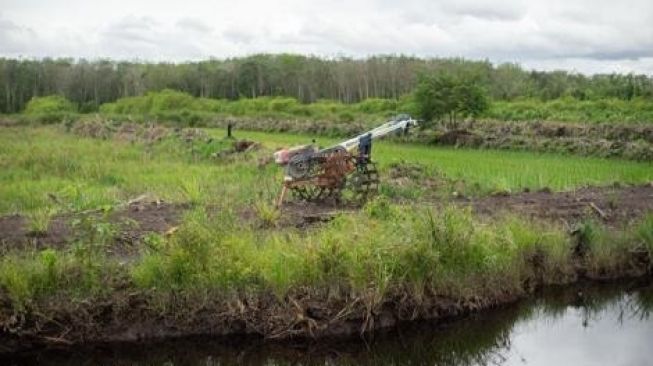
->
<box><xmin>1</xmin><ymin>184</ymin><xmax>652</xmax><ymax>255</ymax></box>
<box><xmin>280</xmin><ymin>183</ymin><xmax>653</xmax><ymax>228</ymax></box>
<box><xmin>466</xmin><ymin>184</ymin><xmax>653</xmax><ymax>227</ymax></box>
<box><xmin>0</xmin><ymin>201</ymin><xmax>187</xmax><ymax>257</ymax></box>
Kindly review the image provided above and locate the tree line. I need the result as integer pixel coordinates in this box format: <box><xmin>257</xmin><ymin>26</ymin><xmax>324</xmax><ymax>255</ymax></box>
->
<box><xmin>1</xmin><ymin>54</ymin><xmax>653</xmax><ymax>114</ymax></box>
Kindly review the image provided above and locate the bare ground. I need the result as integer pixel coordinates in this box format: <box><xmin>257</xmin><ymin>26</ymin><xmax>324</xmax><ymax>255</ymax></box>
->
<box><xmin>0</xmin><ymin>202</ymin><xmax>188</xmax><ymax>256</ymax></box>
<box><xmin>466</xmin><ymin>184</ymin><xmax>653</xmax><ymax>227</ymax></box>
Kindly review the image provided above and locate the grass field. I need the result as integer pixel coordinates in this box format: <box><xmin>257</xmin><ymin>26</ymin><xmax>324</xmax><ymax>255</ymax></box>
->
<box><xmin>1</xmin><ymin>126</ymin><xmax>651</xmax><ymax>215</ymax></box>
<box><xmin>0</xmin><ymin>125</ymin><xmax>652</xmax><ymax>340</ymax></box>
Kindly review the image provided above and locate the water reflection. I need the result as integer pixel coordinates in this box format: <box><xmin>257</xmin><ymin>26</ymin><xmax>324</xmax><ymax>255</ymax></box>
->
<box><xmin>6</xmin><ymin>280</ymin><xmax>653</xmax><ymax>366</ymax></box>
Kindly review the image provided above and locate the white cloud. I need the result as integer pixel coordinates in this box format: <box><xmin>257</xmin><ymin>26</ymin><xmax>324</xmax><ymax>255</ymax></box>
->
<box><xmin>176</xmin><ymin>18</ymin><xmax>213</xmax><ymax>34</ymax></box>
<box><xmin>0</xmin><ymin>16</ymin><xmax>39</xmax><ymax>54</ymax></box>
<box><xmin>0</xmin><ymin>0</ymin><xmax>652</xmax><ymax>74</ymax></box>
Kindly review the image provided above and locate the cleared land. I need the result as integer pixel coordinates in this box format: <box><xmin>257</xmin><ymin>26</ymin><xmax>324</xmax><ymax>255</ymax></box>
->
<box><xmin>0</xmin><ymin>124</ymin><xmax>652</xmax><ymax>352</ymax></box>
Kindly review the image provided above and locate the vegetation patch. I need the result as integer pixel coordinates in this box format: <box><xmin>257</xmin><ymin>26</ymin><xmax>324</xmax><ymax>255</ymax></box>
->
<box><xmin>0</xmin><ymin>125</ymin><xmax>651</xmax><ymax>352</ymax></box>
<box><xmin>0</xmin><ymin>205</ymin><xmax>651</xmax><ymax>351</ymax></box>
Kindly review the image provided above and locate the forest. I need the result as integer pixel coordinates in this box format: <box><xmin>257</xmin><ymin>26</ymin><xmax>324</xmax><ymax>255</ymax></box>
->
<box><xmin>2</xmin><ymin>54</ymin><xmax>653</xmax><ymax>114</ymax></box>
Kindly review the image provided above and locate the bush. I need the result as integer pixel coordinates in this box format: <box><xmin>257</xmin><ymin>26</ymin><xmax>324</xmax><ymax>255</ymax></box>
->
<box><xmin>485</xmin><ymin>98</ymin><xmax>653</xmax><ymax>123</ymax></box>
<box><xmin>355</xmin><ymin>98</ymin><xmax>397</xmax><ymax>114</ymax></box>
<box><xmin>24</xmin><ymin>95</ymin><xmax>77</xmax><ymax>115</ymax></box>
<box><xmin>22</xmin><ymin>95</ymin><xmax>77</xmax><ymax>123</ymax></box>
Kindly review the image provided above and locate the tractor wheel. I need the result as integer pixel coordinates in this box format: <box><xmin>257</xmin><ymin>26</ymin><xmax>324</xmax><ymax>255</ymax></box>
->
<box><xmin>342</xmin><ymin>159</ymin><xmax>379</xmax><ymax>204</ymax></box>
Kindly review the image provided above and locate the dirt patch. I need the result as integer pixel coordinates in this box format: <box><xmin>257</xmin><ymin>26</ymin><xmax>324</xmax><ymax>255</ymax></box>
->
<box><xmin>247</xmin><ymin>183</ymin><xmax>653</xmax><ymax>235</ymax></box>
<box><xmin>0</xmin><ymin>214</ymin><xmax>71</xmax><ymax>253</ymax></box>
<box><xmin>276</xmin><ymin>184</ymin><xmax>653</xmax><ymax>228</ymax></box>
<box><xmin>0</xmin><ymin>201</ymin><xmax>186</xmax><ymax>257</ymax></box>
<box><xmin>466</xmin><ymin>184</ymin><xmax>653</xmax><ymax>227</ymax></box>
<box><xmin>277</xmin><ymin>201</ymin><xmax>357</xmax><ymax>228</ymax></box>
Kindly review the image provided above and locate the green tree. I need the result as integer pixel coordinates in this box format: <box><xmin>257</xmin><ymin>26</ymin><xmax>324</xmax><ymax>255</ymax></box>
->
<box><xmin>414</xmin><ymin>72</ymin><xmax>489</xmax><ymax>127</ymax></box>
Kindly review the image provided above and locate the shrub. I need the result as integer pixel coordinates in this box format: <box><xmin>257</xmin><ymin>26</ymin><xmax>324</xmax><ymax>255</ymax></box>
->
<box><xmin>356</xmin><ymin>98</ymin><xmax>397</xmax><ymax>114</ymax></box>
<box><xmin>22</xmin><ymin>95</ymin><xmax>77</xmax><ymax>123</ymax></box>
<box><xmin>24</xmin><ymin>95</ymin><xmax>76</xmax><ymax>115</ymax></box>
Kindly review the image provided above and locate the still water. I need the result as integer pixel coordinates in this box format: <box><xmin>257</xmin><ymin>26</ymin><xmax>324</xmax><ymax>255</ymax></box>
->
<box><xmin>6</xmin><ymin>281</ymin><xmax>653</xmax><ymax>366</ymax></box>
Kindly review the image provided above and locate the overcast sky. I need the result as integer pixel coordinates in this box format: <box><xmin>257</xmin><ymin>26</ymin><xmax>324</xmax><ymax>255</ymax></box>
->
<box><xmin>1</xmin><ymin>0</ymin><xmax>652</xmax><ymax>74</ymax></box>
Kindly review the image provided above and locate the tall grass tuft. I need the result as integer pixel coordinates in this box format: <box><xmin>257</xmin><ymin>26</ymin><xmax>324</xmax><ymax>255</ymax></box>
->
<box><xmin>26</xmin><ymin>207</ymin><xmax>55</xmax><ymax>235</ymax></box>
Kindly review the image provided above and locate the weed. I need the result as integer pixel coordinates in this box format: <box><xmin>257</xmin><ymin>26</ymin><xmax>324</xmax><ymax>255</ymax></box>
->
<box><xmin>254</xmin><ymin>201</ymin><xmax>280</xmax><ymax>228</ymax></box>
<box><xmin>606</xmin><ymin>191</ymin><xmax>620</xmax><ymax>210</ymax></box>
<box><xmin>365</xmin><ymin>196</ymin><xmax>396</xmax><ymax>220</ymax></box>
<box><xmin>635</xmin><ymin>214</ymin><xmax>653</xmax><ymax>252</ymax></box>
<box><xmin>142</xmin><ymin>232</ymin><xmax>165</xmax><ymax>252</ymax></box>
<box><xmin>26</xmin><ymin>207</ymin><xmax>55</xmax><ymax>236</ymax></box>
<box><xmin>67</xmin><ymin>210</ymin><xmax>116</xmax><ymax>290</ymax></box>
<box><xmin>179</xmin><ymin>177</ymin><xmax>203</xmax><ymax>205</ymax></box>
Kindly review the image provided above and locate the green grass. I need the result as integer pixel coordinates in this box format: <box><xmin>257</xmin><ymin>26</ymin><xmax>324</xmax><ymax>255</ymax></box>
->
<box><xmin>0</xmin><ymin>126</ymin><xmax>651</xmax><ymax>215</ymax></box>
<box><xmin>0</xmin><ymin>127</ymin><xmax>279</xmax><ymax>214</ymax></box>
<box><xmin>3</xmin><ymin>196</ymin><xmax>651</xmax><ymax>308</ymax></box>
<box><xmin>129</xmin><ymin>205</ymin><xmax>566</xmax><ymax>298</ymax></box>
<box><xmin>0</xmin><ymin>125</ymin><xmax>651</xmax><ymax>322</ymax></box>
<box><xmin>214</xmin><ymin>128</ymin><xmax>653</xmax><ymax>193</ymax></box>
<box><xmin>2</xmin><ymin>202</ymin><xmax>573</xmax><ymax>305</ymax></box>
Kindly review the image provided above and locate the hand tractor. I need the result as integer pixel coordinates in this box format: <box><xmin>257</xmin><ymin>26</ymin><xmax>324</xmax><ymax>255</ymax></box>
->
<box><xmin>273</xmin><ymin>114</ymin><xmax>418</xmax><ymax>206</ymax></box>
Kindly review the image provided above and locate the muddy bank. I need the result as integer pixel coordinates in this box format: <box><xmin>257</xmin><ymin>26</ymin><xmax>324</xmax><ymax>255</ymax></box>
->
<box><xmin>1</xmin><ymin>266</ymin><xmax>651</xmax><ymax>355</ymax></box>
<box><xmin>1</xmin><ymin>211</ymin><xmax>652</xmax><ymax>352</ymax></box>
<box><xmin>4</xmin><ymin>279</ymin><xmax>652</xmax><ymax>365</ymax></box>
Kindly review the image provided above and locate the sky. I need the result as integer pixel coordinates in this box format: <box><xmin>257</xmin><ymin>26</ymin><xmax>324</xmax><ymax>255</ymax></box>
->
<box><xmin>1</xmin><ymin>0</ymin><xmax>652</xmax><ymax>74</ymax></box>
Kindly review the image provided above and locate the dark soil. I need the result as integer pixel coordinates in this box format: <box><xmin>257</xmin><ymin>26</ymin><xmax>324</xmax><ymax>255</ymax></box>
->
<box><xmin>276</xmin><ymin>184</ymin><xmax>653</xmax><ymax>229</ymax></box>
<box><xmin>278</xmin><ymin>201</ymin><xmax>358</xmax><ymax>228</ymax></box>
<box><xmin>466</xmin><ymin>184</ymin><xmax>653</xmax><ymax>227</ymax></box>
<box><xmin>0</xmin><ymin>201</ymin><xmax>186</xmax><ymax>257</ymax></box>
